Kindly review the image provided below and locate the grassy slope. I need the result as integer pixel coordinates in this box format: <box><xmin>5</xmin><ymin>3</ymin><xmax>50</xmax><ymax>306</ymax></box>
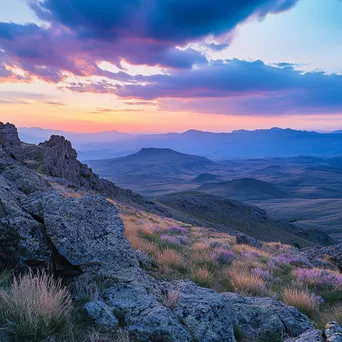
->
<box><xmin>156</xmin><ymin>191</ymin><xmax>315</xmax><ymax>248</ymax></box>
<box><xmin>117</xmin><ymin>200</ymin><xmax>342</xmax><ymax>329</ymax></box>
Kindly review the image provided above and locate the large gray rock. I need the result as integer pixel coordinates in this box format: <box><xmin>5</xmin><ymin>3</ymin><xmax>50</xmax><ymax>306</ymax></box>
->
<box><xmin>103</xmin><ymin>283</ymin><xmax>192</xmax><ymax>341</ymax></box>
<box><xmin>223</xmin><ymin>293</ymin><xmax>314</xmax><ymax>341</ymax></box>
<box><xmin>285</xmin><ymin>329</ymin><xmax>324</xmax><ymax>342</ymax></box>
<box><xmin>23</xmin><ymin>193</ymin><xmax>143</xmax><ymax>282</ymax></box>
<box><xmin>170</xmin><ymin>281</ymin><xmax>236</xmax><ymax>342</ymax></box>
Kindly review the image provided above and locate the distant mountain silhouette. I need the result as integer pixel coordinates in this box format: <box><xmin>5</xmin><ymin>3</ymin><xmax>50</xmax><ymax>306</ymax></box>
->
<box><xmin>87</xmin><ymin>148</ymin><xmax>217</xmax><ymax>194</ymax></box>
<box><xmin>19</xmin><ymin>127</ymin><xmax>342</xmax><ymax>160</ymax></box>
<box><xmin>198</xmin><ymin>178</ymin><xmax>289</xmax><ymax>201</ymax></box>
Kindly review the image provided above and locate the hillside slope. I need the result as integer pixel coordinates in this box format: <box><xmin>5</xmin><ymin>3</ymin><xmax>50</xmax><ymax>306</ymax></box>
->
<box><xmin>156</xmin><ymin>191</ymin><xmax>332</xmax><ymax>247</ymax></box>
<box><xmin>87</xmin><ymin>148</ymin><xmax>217</xmax><ymax>194</ymax></box>
<box><xmin>198</xmin><ymin>178</ymin><xmax>289</xmax><ymax>201</ymax></box>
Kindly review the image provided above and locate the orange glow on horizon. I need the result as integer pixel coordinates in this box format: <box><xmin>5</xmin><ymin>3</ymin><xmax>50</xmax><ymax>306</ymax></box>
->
<box><xmin>2</xmin><ymin>102</ymin><xmax>342</xmax><ymax>133</ymax></box>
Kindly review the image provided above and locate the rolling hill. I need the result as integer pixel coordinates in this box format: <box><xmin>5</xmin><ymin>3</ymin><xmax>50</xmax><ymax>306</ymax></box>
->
<box><xmin>197</xmin><ymin>178</ymin><xmax>290</xmax><ymax>201</ymax></box>
<box><xmin>156</xmin><ymin>191</ymin><xmax>332</xmax><ymax>246</ymax></box>
<box><xmin>87</xmin><ymin>148</ymin><xmax>217</xmax><ymax>195</ymax></box>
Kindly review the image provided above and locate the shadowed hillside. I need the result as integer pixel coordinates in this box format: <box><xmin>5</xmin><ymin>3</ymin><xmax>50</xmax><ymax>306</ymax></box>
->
<box><xmin>87</xmin><ymin>148</ymin><xmax>217</xmax><ymax>194</ymax></box>
<box><xmin>198</xmin><ymin>178</ymin><xmax>289</xmax><ymax>201</ymax></box>
<box><xmin>156</xmin><ymin>191</ymin><xmax>333</xmax><ymax>247</ymax></box>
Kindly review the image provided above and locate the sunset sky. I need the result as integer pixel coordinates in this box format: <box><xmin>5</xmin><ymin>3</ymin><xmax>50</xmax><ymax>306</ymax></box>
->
<box><xmin>0</xmin><ymin>0</ymin><xmax>341</xmax><ymax>133</ymax></box>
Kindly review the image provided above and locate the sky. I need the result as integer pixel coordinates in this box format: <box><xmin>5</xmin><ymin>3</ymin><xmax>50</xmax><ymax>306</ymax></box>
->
<box><xmin>0</xmin><ymin>0</ymin><xmax>341</xmax><ymax>133</ymax></box>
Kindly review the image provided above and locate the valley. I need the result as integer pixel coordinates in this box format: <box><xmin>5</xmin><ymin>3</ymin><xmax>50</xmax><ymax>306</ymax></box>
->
<box><xmin>88</xmin><ymin>149</ymin><xmax>342</xmax><ymax>242</ymax></box>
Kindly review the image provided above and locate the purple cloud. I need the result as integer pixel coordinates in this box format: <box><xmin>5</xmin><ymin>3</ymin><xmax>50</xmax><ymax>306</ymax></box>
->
<box><xmin>69</xmin><ymin>60</ymin><xmax>342</xmax><ymax>115</ymax></box>
<box><xmin>30</xmin><ymin>0</ymin><xmax>298</xmax><ymax>43</ymax></box>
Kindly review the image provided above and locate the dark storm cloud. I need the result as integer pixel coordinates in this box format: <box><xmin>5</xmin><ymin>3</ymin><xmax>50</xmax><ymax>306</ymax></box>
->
<box><xmin>29</xmin><ymin>0</ymin><xmax>299</xmax><ymax>43</ymax></box>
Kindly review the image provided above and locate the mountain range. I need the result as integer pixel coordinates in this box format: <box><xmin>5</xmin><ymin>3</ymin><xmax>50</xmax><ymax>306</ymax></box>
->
<box><xmin>19</xmin><ymin>127</ymin><xmax>342</xmax><ymax>160</ymax></box>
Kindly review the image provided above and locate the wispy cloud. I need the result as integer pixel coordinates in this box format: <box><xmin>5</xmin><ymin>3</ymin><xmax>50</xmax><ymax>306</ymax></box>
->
<box><xmin>89</xmin><ymin>107</ymin><xmax>142</xmax><ymax>116</ymax></box>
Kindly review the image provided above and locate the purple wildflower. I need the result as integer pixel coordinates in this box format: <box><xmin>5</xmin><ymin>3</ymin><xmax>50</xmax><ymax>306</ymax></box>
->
<box><xmin>167</xmin><ymin>226</ymin><xmax>188</xmax><ymax>235</ymax></box>
<box><xmin>293</xmin><ymin>268</ymin><xmax>342</xmax><ymax>290</ymax></box>
<box><xmin>212</xmin><ymin>248</ymin><xmax>234</xmax><ymax>265</ymax></box>
<box><xmin>251</xmin><ymin>267</ymin><xmax>273</xmax><ymax>281</ymax></box>
<box><xmin>268</xmin><ymin>254</ymin><xmax>312</xmax><ymax>268</ymax></box>
<box><xmin>242</xmin><ymin>251</ymin><xmax>260</xmax><ymax>259</ymax></box>
<box><xmin>160</xmin><ymin>234</ymin><xmax>189</xmax><ymax>246</ymax></box>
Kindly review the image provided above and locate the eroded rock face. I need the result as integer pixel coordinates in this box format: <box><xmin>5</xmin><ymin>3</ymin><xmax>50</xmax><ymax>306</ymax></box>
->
<box><xmin>0</xmin><ymin>122</ymin><xmax>22</xmax><ymax>159</ymax></box>
<box><xmin>23</xmin><ymin>193</ymin><xmax>143</xmax><ymax>282</ymax></box>
<box><xmin>38</xmin><ymin>135</ymin><xmax>99</xmax><ymax>186</ymax></box>
<box><xmin>223</xmin><ymin>293</ymin><xmax>314</xmax><ymax>341</ymax></box>
<box><xmin>0</xmin><ymin>159</ymin><xmax>51</xmax><ymax>270</ymax></box>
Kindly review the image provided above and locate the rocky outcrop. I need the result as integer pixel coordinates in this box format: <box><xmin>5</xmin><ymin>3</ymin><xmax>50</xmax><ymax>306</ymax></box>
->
<box><xmin>0</xmin><ymin>160</ymin><xmax>51</xmax><ymax>270</ymax></box>
<box><xmin>223</xmin><ymin>293</ymin><xmax>314</xmax><ymax>341</ymax></box>
<box><xmin>38</xmin><ymin>135</ymin><xmax>99</xmax><ymax>187</ymax></box>
<box><xmin>0</xmin><ymin>122</ymin><xmax>22</xmax><ymax>159</ymax></box>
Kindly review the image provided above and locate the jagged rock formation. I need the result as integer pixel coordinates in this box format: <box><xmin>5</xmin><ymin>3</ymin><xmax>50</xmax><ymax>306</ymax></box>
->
<box><xmin>0</xmin><ymin>122</ymin><xmax>22</xmax><ymax>159</ymax></box>
<box><xmin>0</xmin><ymin>122</ymin><xmax>332</xmax><ymax>341</ymax></box>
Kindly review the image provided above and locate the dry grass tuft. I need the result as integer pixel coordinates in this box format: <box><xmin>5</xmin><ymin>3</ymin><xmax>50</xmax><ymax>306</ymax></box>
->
<box><xmin>0</xmin><ymin>271</ymin><xmax>72</xmax><ymax>340</ymax></box>
<box><xmin>282</xmin><ymin>287</ymin><xmax>320</xmax><ymax>318</ymax></box>
<box><xmin>155</xmin><ymin>249</ymin><xmax>183</xmax><ymax>268</ymax></box>
<box><xmin>162</xmin><ymin>290</ymin><xmax>180</xmax><ymax>310</ymax></box>
<box><xmin>228</xmin><ymin>270</ymin><xmax>266</xmax><ymax>296</ymax></box>
<box><xmin>190</xmin><ymin>267</ymin><xmax>215</xmax><ymax>288</ymax></box>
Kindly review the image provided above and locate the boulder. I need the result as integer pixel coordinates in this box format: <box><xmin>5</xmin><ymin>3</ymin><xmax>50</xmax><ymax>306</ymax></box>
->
<box><xmin>236</xmin><ymin>233</ymin><xmax>262</xmax><ymax>249</ymax></box>
<box><xmin>325</xmin><ymin>321</ymin><xmax>342</xmax><ymax>342</ymax></box>
<box><xmin>23</xmin><ymin>193</ymin><xmax>143</xmax><ymax>282</ymax></box>
<box><xmin>223</xmin><ymin>293</ymin><xmax>314</xmax><ymax>341</ymax></box>
<box><xmin>170</xmin><ymin>281</ymin><xmax>236</xmax><ymax>342</ymax></box>
<box><xmin>285</xmin><ymin>329</ymin><xmax>324</xmax><ymax>342</ymax></box>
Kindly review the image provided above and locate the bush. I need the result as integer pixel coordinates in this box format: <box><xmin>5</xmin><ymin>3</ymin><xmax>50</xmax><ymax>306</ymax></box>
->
<box><xmin>0</xmin><ymin>271</ymin><xmax>72</xmax><ymax>340</ymax></box>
